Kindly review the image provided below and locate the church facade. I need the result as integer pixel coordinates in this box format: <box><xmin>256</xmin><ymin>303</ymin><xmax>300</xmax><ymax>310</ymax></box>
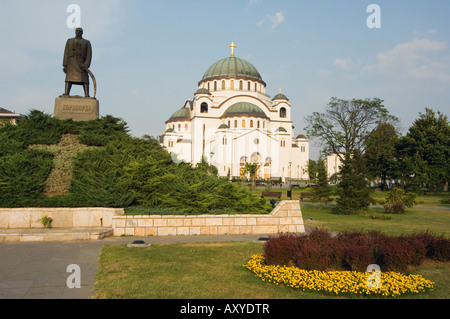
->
<box><xmin>162</xmin><ymin>44</ymin><xmax>309</xmax><ymax>181</ymax></box>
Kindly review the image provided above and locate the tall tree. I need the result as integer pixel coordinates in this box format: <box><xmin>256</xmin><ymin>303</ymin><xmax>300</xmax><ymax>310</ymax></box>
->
<box><xmin>364</xmin><ymin>122</ymin><xmax>400</xmax><ymax>190</ymax></box>
<box><xmin>244</xmin><ymin>162</ymin><xmax>261</xmax><ymax>191</ymax></box>
<box><xmin>313</xmin><ymin>156</ymin><xmax>331</xmax><ymax>204</ymax></box>
<box><xmin>336</xmin><ymin>151</ymin><xmax>374</xmax><ymax>213</ymax></box>
<box><xmin>305</xmin><ymin>98</ymin><xmax>395</xmax><ymax>158</ymax></box>
<box><xmin>305</xmin><ymin>97</ymin><xmax>397</xmax><ymax>212</ymax></box>
<box><xmin>396</xmin><ymin>108</ymin><xmax>449</xmax><ymax>193</ymax></box>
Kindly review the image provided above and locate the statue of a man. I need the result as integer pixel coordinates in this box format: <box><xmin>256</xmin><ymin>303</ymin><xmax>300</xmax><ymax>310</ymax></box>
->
<box><xmin>62</xmin><ymin>28</ymin><xmax>92</xmax><ymax>97</ymax></box>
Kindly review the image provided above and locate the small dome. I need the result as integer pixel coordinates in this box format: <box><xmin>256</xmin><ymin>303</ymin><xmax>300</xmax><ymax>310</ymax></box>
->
<box><xmin>165</xmin><ymin>128</ymin><xmax>174</xmax><ymax>133</ymax></box>
<box><xmin>273</xmin><ymin>93</ymin><xmax>289</xmax><ymax>100</ymax></box>
<box><xmin>167</xmin><ymin>107</ymin><xmax>190</xmax><ymax>123</ymax></box>
<box><xmin>201</xmin><ymin>57</ymin><xmax>264</xmax><ymax>84</ymax></box>
<box><xmin>276</xmin><ymin>127</ymin><xmax>287</xmax><ymax>132</ymax></box>
<box><xmin>218</xmin><ymin>123</ymin><xmax>230</xmax><ymax>129</ymax></box>
<box><xmin>195</xmin><ymin>88</ymin><xmax>211</xmax><ymax>95</ymax></box>
<box><xmin>296</xmin><ymin>134</ymin><xmax>307</xmax><ymax>139</ymax></box>
<box><xmin>222</xmin><ymin>102</ymin><xmax>268</xmax><ymax>119</ymax></box>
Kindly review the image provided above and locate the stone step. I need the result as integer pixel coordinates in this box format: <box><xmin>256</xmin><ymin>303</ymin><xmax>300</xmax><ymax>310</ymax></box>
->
<box><xmin>0</xmin><ymin>228</ymin><xmax>113</xmax><ymax>242</ymax></box>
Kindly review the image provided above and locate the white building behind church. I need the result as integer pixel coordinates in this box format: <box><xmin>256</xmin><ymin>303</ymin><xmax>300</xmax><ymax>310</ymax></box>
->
<box><xmin>162</xmin><ymin>44</ymin><xmax>309</xmax><ymax>181</ymax></box>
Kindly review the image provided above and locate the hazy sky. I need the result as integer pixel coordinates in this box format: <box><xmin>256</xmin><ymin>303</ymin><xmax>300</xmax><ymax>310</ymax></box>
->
<box><xmin>1</xmin><ymin>0</ymin><xmax>449</xmax><ymax>159</ymax></box>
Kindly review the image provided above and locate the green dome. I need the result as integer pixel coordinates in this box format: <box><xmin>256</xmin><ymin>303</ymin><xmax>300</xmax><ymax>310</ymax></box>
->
<box><xmin>195</xmin><ymin>88</ymin><xmax>211</xmax><ymax>95</ymax></box>
<box><xmin>273</xmin><ymin>93</ymin><xmax>289</xmax><ymax>100</ymax></box>
<box><xmin>201</xmin><ymin>57</ymin><xmax>264</xmax><ymax>83</ymax></box>
<box><xmin>167</xmin><ymin>107</ymin><xmax>190</xmax><ymax>122</ymax></box>
<box><xmin>222</xmin><ymin>102</ymin><xmax>268</xmax><ymax>119</ymax></box>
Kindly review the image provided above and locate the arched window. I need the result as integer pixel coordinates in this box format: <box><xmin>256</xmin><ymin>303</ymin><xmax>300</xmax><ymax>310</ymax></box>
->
<box><xmin>185</xmin><ymin>124</ymin><xmax>188</xmax><ymax>131</ymax></box>
<box><xmin>214</xmin><ymin>81</ymin><xmax>217</xmax><ymax>91</ymax></box>
<box><xmin>201</xmin><ymin>103</ymin><xmax>208</xmax><ymax>113</ymax></box>
<box><xmin>178</xmin><ymin>124</ymin><xmax>181</xmax><ymax>131</ymax></box>
<box><xmin>281</xmin><ymin>139</ymin><xmax>286</xmax><ymax>147</ymax></box>
<box><xmin>222</xmin><ymin>80</ymin><xmax>225</xmax><ymax>90</ymax></box>
<box><xmin>207</xmin><ymin>82</ymin><xmax>210</xmax><ymax>91</ymax></box>
<box><xmin>228</xmin><ymin>120</ymin><xmax>230</xmax><ymax>128</ymax></box>
<box><xmin>280</xmin><ymin>107</ymin><xmax>287</xmax><ymax>118</ymax></box>
<box><xmin>234</xmin><ymin>120</ymin><xmax>238</xmax><ymax>128</ymax></box>
<box><xmin>257</xmin><ymin>121</ymin><xmax>260</xmax><ymax>129</ymax></box>
<box><xmin>250</xmin><ymin>120</ymin><xmax>253</xmax><ymax>128</ymax></box>
<box><xmin>230</xmin><ymin>80</ymin><xmax>234</xmax><ymax>90</ymax></box>
<box><xmin>239</xmin><ymin>81</ymin><xmax>243</xmax><ymax>90</ymax></box>
<box><xmin>242</xmin><ymin>120</ymin><xmax>245</xmax><ymax>128</ymax></box>
<box><xmin>248</xmin><ymin>81</ymin><xmax>251</xmax><ymax>91</ymax></box>
<box><xmin>251</xmin><ymin>152</ymin><xmax>261</xmax><ymax>163</ymax></box>
<box><xmin>254</xmin><ymin>83</ymin><xmax>257</xmax><ymax>91</ymax></box>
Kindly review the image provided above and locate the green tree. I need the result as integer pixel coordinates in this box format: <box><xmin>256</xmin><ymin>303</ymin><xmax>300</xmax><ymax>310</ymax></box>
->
<box><xmin>306</xmin><ymin>159</ymin><xmax>318</xmax><ymax>184</ymax></box>
<box><xmin>396</xmin><ymin>108</ymin><xmax>450</xmax><ymax>193</ymax></box>
<box><xmin>305</xmin><ymin>97</ymin><xmax>396</xmax><ymax>212</ymax></box>
<box><xmin>312</xmin><ymin>157</ymin><xmax>331</xmax><ymax>204</ymax></box>
<box><xmin>364</xmin><ymin>122</ymin><xmax>400</xmax><ymax>190</ymax></box>
<box><xmin>244</xmin><ymin>162</ymin><xmax>260</xmax><ymax>191</ymax></box>
<box><xmin>336</xmin><ymin>151</ymin><xmax>374</xmax><ymax>214</ymax></box>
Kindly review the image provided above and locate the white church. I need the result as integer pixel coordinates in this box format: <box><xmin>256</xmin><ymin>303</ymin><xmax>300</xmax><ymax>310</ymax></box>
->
<box><xmin>162</xmin><ymin>43</ymin><xmax>309</xmax><ymax>181</ymax></box>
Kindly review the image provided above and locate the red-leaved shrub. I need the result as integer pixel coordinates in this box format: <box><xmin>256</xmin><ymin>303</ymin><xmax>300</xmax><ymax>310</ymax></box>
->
<box><xmin>264</xmin><ymin>233</ymin><xmax>303</xmax><ymax>266</ymax></box>
<box><xmin>429</xmin><ymin>236</ymin><xmax>450</xmax><ymax>262</ymax></box>
<box><xmin>263</xmin><ymin>229</ymin><xmax>449</xmax><ymax>273</ymax></box>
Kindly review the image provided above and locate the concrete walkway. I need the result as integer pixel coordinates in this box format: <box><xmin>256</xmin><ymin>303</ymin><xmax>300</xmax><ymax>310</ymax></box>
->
<box><xmin>0</xmin><ymin>234</ymin><xmax>268</xmax><ymax>299</ymax></box>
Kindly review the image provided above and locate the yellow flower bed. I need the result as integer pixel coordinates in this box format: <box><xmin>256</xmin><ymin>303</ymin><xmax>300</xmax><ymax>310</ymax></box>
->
<box><xmin>243</xmin><ymin>254</ymin><xmax>434</xmax><ymax>297</ymax></box>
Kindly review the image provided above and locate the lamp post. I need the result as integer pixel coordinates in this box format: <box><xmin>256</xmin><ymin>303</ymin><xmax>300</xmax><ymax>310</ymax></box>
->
<box><xmin>288</xmin><ymin>162</ymin><xmax>292</xmax><ymax>199</ymax></box>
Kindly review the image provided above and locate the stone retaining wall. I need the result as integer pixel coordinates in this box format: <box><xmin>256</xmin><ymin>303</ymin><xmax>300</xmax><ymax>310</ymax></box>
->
<box><xmin>0</xmin><ymin>207</ymin><xmax>123</xmax><ymax>229</ymax></box>
<box><xmin>0</xmin><ymin>201</ymin><xmax>305</xmax><ymax>237</ymax></box>
<box><xmin>112</xmin><ymin>201</ymin><xmax>304</xmax><ymax>236</ymax></box>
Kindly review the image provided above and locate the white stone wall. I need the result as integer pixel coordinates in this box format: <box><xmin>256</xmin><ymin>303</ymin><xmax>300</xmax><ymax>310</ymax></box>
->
<box><xmin>112</xmin><ymin>200</ymin><xmax>304</xmax><ymax>237</ymax></box>
<box><xmin>0</xmin><ymin>208</ymin><xmax>123</xmax><ymax>229</ymax></box>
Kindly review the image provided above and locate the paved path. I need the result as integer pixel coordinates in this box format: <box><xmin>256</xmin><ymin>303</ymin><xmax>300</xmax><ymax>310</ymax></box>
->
<box><xmin>0</xmin><ymin>234</ymin><xmax>267</xmax><ymax>299</ymax></box>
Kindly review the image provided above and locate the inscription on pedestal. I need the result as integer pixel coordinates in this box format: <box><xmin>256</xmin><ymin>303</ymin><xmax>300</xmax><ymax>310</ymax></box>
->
<box><xmin>54</xmin><ymin>96</ymin><xmax>99</xmax><ymax>121</ymax></box>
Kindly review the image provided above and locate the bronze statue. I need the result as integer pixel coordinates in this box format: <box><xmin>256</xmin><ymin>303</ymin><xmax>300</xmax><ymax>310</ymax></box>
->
<box><xmin>62</xmin><ymin>28</ymin><xmax>92</xmax><ymax>97</ymax></box>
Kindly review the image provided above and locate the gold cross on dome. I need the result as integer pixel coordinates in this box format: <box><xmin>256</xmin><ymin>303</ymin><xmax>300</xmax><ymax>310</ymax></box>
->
<box><xmin>229</xmin><ymin>42</ymin><xmax>236</xmax><ymax>57</ymax></box>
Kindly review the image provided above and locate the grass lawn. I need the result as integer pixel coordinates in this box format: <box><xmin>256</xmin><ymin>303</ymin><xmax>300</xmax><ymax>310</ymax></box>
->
<box><xmin>301</xmin><ymin>204</ymin><xmax>450</xmax><ymax>236</ymax></box>
<box><xmin>94</xmin><ymin>241</ymin><xmax>323</xmax><ymax>299</ymax></box>
<box><xmin>94</xmin><ymin>240</ymin><xmax>450</xmax><ymax>299</ymax></box>
<box><xmin>94</xmin><ymin>189</ymin><xmax>449</xmax><ymax>299</ymax></box>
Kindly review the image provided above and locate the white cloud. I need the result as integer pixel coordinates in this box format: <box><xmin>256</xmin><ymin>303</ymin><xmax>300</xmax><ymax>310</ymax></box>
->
<box><xmin>371</xmin><ymin>38</ymin><xmax>449</xmax><ymax>82</ymax></box>
<box><xmin>333</xmin><ymin>58</ymin><xmax>353</xmax><ymax>70</ymax></box>
<box><xmin>249</xmin><ymin>0</ymin><xmax>262</xmax><ymax>5</ymax></box>
<box><xmin>268</xmin><ymin>12</ymin><xmax>284</xmax><ymax>29</ymax></box>
<box><xmin>317</xmin><ymin>69</ymin><xmax>331</xmax><ymax>77</ymax></box>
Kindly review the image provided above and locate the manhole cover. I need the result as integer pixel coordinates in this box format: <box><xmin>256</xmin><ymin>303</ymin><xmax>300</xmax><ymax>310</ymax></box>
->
<box><xmin>127</xmin><ymin>240</ymin><xmax>151</xmax><ymax>248</ymax></box>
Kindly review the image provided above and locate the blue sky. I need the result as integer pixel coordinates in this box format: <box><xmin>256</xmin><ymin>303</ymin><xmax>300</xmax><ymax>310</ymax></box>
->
<box><xmin>1</xmin><ymin>0</ymin><xmax>449</xmax><ymax>159</ymax></box>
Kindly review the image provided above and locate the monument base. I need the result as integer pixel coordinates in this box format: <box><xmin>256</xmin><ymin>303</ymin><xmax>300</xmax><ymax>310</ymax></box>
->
<box><xmin>54</xmin><ymin>96</ymin><xmax>99</xmax><ymax>121</ymax></box>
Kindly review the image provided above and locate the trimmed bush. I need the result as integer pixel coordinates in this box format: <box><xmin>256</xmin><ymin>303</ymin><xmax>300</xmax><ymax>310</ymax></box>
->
<box><xmin>264</xmin><ymin>233</ymin><xmax>302</xmax><ymax>266</ymax></box>
<box><xmin>384</xmin><ymin>188</ymin><xmax>417</xmax><ymax>214</ymax></box>
<box><xmin>428</xmin><ymin>236</ymin><xmax>450</xmax><ymax>262</ymax></box>
<box><xmin>263</xmin><ymin>230</ymin><xmax>450</xmax><ymax>273</ymax></box>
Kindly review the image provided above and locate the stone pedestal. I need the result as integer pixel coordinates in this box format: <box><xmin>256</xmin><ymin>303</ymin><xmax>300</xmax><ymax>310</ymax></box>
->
<box><xmin>54</xmin><ymin>96</ymin><xmax>99</xmax><ymax>121</ymax></box>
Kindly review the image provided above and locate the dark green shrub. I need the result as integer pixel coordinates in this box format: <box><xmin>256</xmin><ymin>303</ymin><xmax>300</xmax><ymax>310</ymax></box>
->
<box><xmin>0</xmin><ymin>149</ymin><xmax>54</xmax><ymax>207</ymax></box>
